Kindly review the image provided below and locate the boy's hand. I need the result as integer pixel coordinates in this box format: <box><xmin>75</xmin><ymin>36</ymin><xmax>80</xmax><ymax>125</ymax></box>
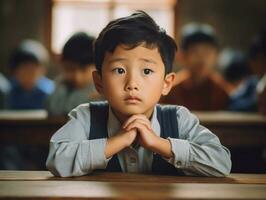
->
<box><xmin>123</xmin><ymin>114</ymin><xmax>158</xmax><ymax>148</ymax></box>
<box><xmin>119</xmin><ymin>127</ymin><xmax>138</xmax><ymax>147</ymax></box>
<box><xmin>105</xmin><ymin>127</ymin><xmax>137</xmax><ymax>159</ymax></box>
<box><xmin>123</xmin><ymin>114</ymin><xmax>173</xmax><ymax>159</ymax></box>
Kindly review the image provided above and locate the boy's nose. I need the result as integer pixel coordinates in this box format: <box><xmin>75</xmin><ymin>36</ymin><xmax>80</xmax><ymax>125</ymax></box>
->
<box><xmin>125</xmin><ymin>75</ymin><xmax>139</xmax><ymax>91</ymax></box>
<box><xmin>126</xmin><ymin>85</ymin><xmax>138</xmax><ymax>91</ymax></box>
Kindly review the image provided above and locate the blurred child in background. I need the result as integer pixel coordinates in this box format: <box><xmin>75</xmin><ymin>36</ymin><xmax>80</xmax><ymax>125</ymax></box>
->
<box><xmin>161</xmin><ymin>23</ymin><xmax>229</xmax><ymax>111</ymax></box>
<box><xmin>219</xmin><ymin>49</ymin><xmax>258</xmax><ymax>112</ymax></box>
<box><xmin>47</xmin><ymin>32</ymin><xmax>102</xmax><ymax>115</ymax></box>
<box><xmin>249</xmin><ymin>24</ymin><xmax>266</xmax><ymax>115</ymax></box>
<box><xmin>6</xmin><ymin>40</ymin><xmax>54</xmax><ymax>110</ymax></box>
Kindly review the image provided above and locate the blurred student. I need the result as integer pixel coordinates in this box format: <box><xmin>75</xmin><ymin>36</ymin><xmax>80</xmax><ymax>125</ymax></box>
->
<box><xmin>1</xmin><ymin>40</ymin><xmax>53</xmax><ymax>169</ymax></box>
<box><xmin>7</xmin><ymin>40</ymin><xmax>54</xmax><ymax>110</ymax></box>
<box><xmin>0</xmin><ymin>72</ymin><xmax>10</xmax><ymax>109</ymax></box>
<box><xmin>219</xmin><ymin>49</ymin><xmax>258</xmax><ymax>112</ymax></box>
<box><xmin>161</xmin><ymin>23</ymin><xmax>229</xmax><ymax>111</ymax></box>
<box><xmin>47</xmin><ymin>32</ymin><xmax>102</xmax><ymax>115</ymax></box>
<box><xmin>249</xmin><ymin>25</ymin><xmax>266</xmax><ymax>115</ymax></box>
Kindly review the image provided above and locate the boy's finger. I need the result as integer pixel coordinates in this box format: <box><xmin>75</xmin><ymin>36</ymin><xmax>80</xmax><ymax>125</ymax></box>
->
<box><xmin>125</xmin><ymin>119</ymin><xmax>151</xmax><ymax>132</ymax></box>
<box><xmin>123</xmin><ymin>114</ymin><xmax>150</xmax><ymax>128</ymax></box>
<box><xmin>125</xmin><ymin>118</ymin><xmax>152</xmax><ymax>131</ymax></box>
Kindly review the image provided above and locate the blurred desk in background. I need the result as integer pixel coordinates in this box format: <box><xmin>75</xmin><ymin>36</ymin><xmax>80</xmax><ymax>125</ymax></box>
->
<box><xmin>0</xmin><ymin>110</ymin><xmax>265</xmax><ymax>147</ymax></box>
<box><xmin>0</xmin><ymin>171</ymin><xmax>266</xmax><ymax>199</ymax></box>
<box><xmin>194</xmin><ymin>111</ymin><xmax>266</xmax><ymax>147</ymax></box>
<box><xmin>0</xmin><ymin>110</ymin><xmax>66</xmax><ymax>145</ymax></box>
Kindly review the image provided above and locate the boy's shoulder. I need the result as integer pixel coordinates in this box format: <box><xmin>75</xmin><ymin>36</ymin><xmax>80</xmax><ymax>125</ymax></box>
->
<box><xmin>68</xmin><ymin>101</ymin><xmax>195</xmax><ymax>128</ymax></box>
<box><xmin>156</xmin><ymin>104</ymin><xmax>199</xmax><ymax>138</ymax></box>
<box><xmin>68</xmin><ymin>101</ymin><xmax>108</xmax><ymax>119</ymax></box>
<box><xmin>157</xmin><ymin>103</ymin><xmax>193</xmax><ymax>119</ymax></box>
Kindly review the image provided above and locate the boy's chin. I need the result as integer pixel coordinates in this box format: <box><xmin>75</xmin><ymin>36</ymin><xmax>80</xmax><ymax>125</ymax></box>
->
<box><xmin>121</xmin><ymin>109</ymin><xmax>144</xmax><ymax>116</ymax></box>
<box><xmin>113</xmin><ymin>106</ymin><xmax>145</xmax><ymax>116</ymax></box>
<box><xmin>114</xmin><ymin>105</ymin><xmax>154</xmax><ymax>118</ymax></box>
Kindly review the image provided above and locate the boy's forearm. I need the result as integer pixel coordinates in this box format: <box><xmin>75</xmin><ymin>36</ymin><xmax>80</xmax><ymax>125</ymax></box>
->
<box><xmin>104</xmin><ymin>133</ymin><xmax>129</xmax><ymax>159</ymax></box>
<box><xmin>149</xmin><ymin>136</ymin><xmax>173</xmax><ymax>159</ymax></box>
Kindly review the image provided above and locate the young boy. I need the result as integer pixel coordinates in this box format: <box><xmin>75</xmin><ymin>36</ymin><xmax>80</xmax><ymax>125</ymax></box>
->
<box><xmin>161</xmin><ymin>23</ymin><xmax>229</xmax><ymax>111</ymax></box>
<box><xmin>7</xmin><ymin>40</ymin><xmax>54</xmax><ymax>110</ymax></box>
<box><xmin>46</xmin><ymin>11</ymin><xmax>231</xmax><ymax>177</ymax></box>
<box><xmin>249</xmin><ymin>26</ymin><xmax>266</xmax><ymax>115</ymax></box>
<box><xmin>220</xmin><ymin>49</ymin><xmax>257</xmax><ymax>112</ymax></box>
<box><xmin>47</xmin><ymin>32</ymin><xmax>102</xmax><ymax>115</ymax></box>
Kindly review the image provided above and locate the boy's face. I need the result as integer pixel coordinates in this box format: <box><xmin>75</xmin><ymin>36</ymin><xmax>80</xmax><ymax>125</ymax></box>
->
<box><xmin>183</xmin><ymin>43</ymin><xmax>218</xmax><ymax>75</ymax></box>
<box><xmin>93</xmin><ymin>44</ymin><xmax>175</xmax><ymax>121</ymax></box>
<box><xmin>62</xmin><ymin>61</ymin><xmax>94</xmax><ymax>89</ymax></box>
<box><xmin>14</xmin><ymin>62</ymin><xmax>44</xmax><ymax>91</ymax></box>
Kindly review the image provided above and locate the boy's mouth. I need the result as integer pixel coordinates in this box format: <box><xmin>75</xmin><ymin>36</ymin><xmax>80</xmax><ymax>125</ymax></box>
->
<box><xmin>124</xmin><ymin>96</ymin><xmax>142</xmax><ymax>103</ymax></box>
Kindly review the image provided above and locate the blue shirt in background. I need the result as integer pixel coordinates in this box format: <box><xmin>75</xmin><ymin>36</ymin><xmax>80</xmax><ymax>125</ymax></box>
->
<box><xmin>7</xmin><ymin>77</ymin><xmax>54</xmax><ymax>110</ymax></box>
<box><xmin>228</xmin><ymin>76</ymin><xmax>258</xmax><ymax>112</ymax></box>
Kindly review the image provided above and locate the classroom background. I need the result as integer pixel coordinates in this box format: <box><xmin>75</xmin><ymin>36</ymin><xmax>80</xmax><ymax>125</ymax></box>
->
<box><xmin>0</xmin><ymin>0</ymin><xmax>266</xmax><ymax>173</ymax></box>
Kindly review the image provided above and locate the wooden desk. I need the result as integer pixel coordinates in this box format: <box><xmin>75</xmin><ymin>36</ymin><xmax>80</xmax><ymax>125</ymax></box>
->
<box><xmin>0</xmin><ymin>171</ymin><xmax>265</xmax><ymax>199</ymax></box>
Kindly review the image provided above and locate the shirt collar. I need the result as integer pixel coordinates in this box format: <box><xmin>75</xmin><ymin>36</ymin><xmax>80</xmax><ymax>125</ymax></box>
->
<box><xmin>107</xmin><ymin>105</ymin><xmax>161</xmax><ymax>138</ymax></box>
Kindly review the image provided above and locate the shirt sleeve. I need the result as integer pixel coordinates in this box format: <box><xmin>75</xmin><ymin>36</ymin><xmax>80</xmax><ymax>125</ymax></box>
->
<box><xmin>46</xmin><ymin>104</ymin><xmax>110</xmax><ymax>177</ymax></box>
<box><xmin>166</xmin><ymin>106</ymin><xmax>232</xmax><ymax>177</ymax></box>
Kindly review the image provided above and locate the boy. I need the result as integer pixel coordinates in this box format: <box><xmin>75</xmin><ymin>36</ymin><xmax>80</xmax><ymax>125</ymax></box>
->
<box><xmin>161</xmin><ymin>23</ymin><xmax>229</xmax><ymax>111</ymax></box>
<box><xmin>220</xmin><ymin>49</ymin><xmax>257</xmax><ymax>112</ymax></box>
<box><xmin>249</xmin><ymin>25</ymin><xmax>266</xmax><ymax>115</ymax></box>
<box><xmin>47</xmin><ymin>32</ymin><xmax>102</xmax><ymax>115</ymax></box>
<box><xmin>7</xmin><ymin>40</ymin><xmax>54</xmax><ymax>109</ymax></box>
<box><xmin>46</xmin><ymin>11</ymin><xmax>231</xmax><ymax>177</ymax></box>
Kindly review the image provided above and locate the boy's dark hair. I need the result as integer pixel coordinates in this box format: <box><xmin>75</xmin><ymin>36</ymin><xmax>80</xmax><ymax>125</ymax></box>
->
<box><xmin>62</xmin><ymin>32</ymin><xmax>95</xmax><ymax>67</ymax></box>
<box><xmin>223</xmin><ymin>51</ymin><xmax>250</xmax><ymax>82</ymax></box>
<box><xmin>8</xmin><ymin>40</ymin><xmax>48</xmax><ymax>70</ymax></box>
<box><xmin>9</xmin><ymin>49</ymin><xmax>39</xmax><ymax>70</ymax></box>
<box><xmin>94</xmin><ymin>11</ymin><xmax>177</xmax><ymax>74</ymax></box>
<box><xmin>249</xmin><ymin>19</ymin><xmax>266</xmax><ymax>59</ymax></box>
<box><xmin>181</xmin><ymin>23</ymin><xmax>218</xmax><ymax>51</ymax></box>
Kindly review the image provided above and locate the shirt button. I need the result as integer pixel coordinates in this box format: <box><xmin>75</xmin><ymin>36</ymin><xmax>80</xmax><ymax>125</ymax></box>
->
<box><xmin>176</xmin><ymin>161</ymin><xmax>182</xmax><ymax>168</ymax></box>
<box><xmin>129</xmin><ymin>156</ymin><xmax>137</xmax><ymax>164</ymax></box>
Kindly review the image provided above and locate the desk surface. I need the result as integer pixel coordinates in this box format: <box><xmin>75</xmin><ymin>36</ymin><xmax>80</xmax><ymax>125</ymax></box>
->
<box><xmin>0</xmin><ymin>171</ymin><xmax>266</xmax><ymax>199</ymax></box>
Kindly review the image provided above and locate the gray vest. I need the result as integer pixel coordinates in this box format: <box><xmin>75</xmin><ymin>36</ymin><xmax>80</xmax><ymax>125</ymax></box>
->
<box><xmin>89</xmin><ymin>101</ymin><xmax>183</xmax><ymax>175</ymax></box>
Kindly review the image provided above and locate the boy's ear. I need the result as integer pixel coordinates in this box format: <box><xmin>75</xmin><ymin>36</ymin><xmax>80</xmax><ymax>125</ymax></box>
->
<box><xmin>161</xmin><ymin>72</ymin><xmax>176</xmax><ymax>96</ymax></box>
<box><xmin>92</xmin><ymin>70</ymin><xmax>103</xmax><ymax>94</ymax></box>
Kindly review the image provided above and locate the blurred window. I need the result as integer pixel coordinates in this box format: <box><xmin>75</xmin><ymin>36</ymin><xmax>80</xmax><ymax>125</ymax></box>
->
<box><xmin>52</xmin><ymin>0</ymin><xmax>177</xmax><ymax>54</ymax></box>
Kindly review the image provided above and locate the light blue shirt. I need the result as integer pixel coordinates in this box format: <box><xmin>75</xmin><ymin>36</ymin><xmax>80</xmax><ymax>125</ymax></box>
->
<box><xmin>46</xmin><ymin>103</ymin><xmax>231</xmax><ymax>177</ymax></box>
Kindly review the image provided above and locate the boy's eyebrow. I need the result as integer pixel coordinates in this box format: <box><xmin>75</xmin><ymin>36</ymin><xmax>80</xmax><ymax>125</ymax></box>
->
<box><xmin>108</xmin><ymin>58</ymin><xmax>127</xmax><ymax>64</ymax></box>
<box><xmin>108</xmin><ymin>57</ymin><xmax>157</xmax><ymax>64</ymax></box>
<box><xmin>139</xmin><ymin>58</ymin><xmax>157</xmax><ymax>64</ymax></box>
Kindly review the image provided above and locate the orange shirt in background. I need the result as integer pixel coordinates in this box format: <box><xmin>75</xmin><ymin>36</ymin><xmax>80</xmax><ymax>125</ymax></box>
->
<box><xmin>161</xmin><ymin>70</ymin><xmax>229</xmax><ymax>111</ymax></box>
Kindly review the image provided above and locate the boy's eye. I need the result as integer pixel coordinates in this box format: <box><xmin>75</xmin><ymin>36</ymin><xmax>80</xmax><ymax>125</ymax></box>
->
<box><xmin>143</xmin><ymin>68</ymin><xmax>153</xmax><ymax>75</ymax></box>
<box><xmin>113</xmin><ymin>68</ymin><xmax>125</xmax><ymax>74</ymax></box>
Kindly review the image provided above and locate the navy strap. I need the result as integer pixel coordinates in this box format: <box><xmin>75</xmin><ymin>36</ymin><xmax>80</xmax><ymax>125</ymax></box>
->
<box><xmin>152</xmin><ymin>104</ymin><xmax>183</xmax><ymax>175</ymax></box>
<box><xmin>156</xmin><ymin>104</ymin><xmax>179</xmax><ymax>139</ymax></box>
<box><xmin>89</xmin><ymin>101</ymin><xmax>122</xmax><ymax>172</ymax></box>
<box><xmin>89</xmin><ymin>101</ymin><xmax>109</xmax><ymax>139</ymax></box>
